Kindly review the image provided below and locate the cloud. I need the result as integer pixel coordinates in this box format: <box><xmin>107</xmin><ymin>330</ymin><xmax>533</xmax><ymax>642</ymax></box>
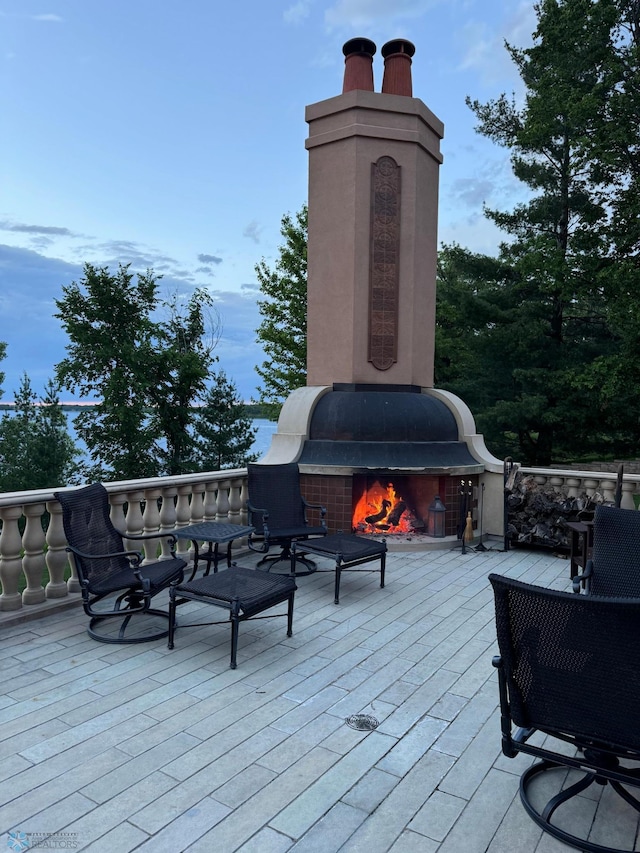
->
<box><xmin>0</xmin><ymin>220</ymin><xmax>75</xmax><ymax>237</ymax></box>
<box><xmin>31</xmin><ymin>14</ymin><xmax>63</xmax><ymax>22</ymax></box>
<box><xmin>0</xmin><ymin>244</ymin><xmax>265</xmax><ymax>402</ymax></box>
<box><xmin>243</xmin><ymin>220</ymin><xmax>263</xmax><ymax>244</ymax></box>
<box><xmin>456</xmin><ymin>2</ymin><xmax>536</xmax><ymax>86</ymax></box>
<box><xmin>284</xmin><ymin>0</ymin><xmax>313</xmax><ymax>24</ymax></box>
<box><xmin>197</xmin><ymin>253</ymin><xmax>223</xmax><ymax>265</ymax></box>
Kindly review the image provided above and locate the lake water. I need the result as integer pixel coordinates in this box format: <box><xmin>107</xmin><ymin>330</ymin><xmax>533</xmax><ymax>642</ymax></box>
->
<box><xmin>250</xmin><ymin>418</ymin><xmax>278</xmax><ymax>459</ymax></box>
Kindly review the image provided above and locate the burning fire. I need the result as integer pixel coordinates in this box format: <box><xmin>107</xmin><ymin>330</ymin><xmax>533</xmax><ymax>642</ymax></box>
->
<box><xmin>352</xmin><ymin>481</ymin><xmax>421</xmax><ymax>534</ymax></box>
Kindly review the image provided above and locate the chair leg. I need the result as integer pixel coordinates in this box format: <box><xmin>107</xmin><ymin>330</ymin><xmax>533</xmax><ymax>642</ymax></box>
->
<box><xmin>168</xmin><ymin>586</ymin><xmax>177</xmax><ymax>650</ymax></box>
<box><xmin>334</xmin><ymin>558</ymin><xmax>342</xmax><ymax>605</ymax></box>
<box><xmin>230</xmin><ymin>616</ymin><xmax>239</xmax><ymax>669</ymax></box>
<box><xmin>380</xmin><ymin>551</ymin><xmax>386</xmax><ymax>588</ymax></box>
<box><xmin>287</xmin><ymin>592</ymin><xmax>295</xmax><ymax>637</ymax></box>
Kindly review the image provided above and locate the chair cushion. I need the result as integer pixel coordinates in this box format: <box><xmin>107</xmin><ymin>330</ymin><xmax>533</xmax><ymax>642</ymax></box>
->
<box><xmin>92</xmin><ymin>558</ymin><xmax>185</xmax><ymax>595</ymax></box>
<box><xmin>268</xmin><ymin>526</ymin><xmax>327</xmax><ymax>541</ymax></box>
<box><xmin>176</xmin><ymin>566</ymin><xmax>296</xmax><ymax>614</ymax></box>
<box><xmin>299</xmin><ymin>533</ymin><xmax>386</xmax><ymax>560</ymax></box>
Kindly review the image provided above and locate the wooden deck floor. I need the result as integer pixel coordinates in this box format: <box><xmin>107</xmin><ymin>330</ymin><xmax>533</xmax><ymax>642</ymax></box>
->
<box><xmin>1</xmin><ymin>542</ymin><xmax>637</xmax><ymax>852</ymax></box>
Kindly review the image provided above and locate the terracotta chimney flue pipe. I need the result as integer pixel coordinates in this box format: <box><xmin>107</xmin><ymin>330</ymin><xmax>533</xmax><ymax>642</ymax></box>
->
<box><xmin>342</xmin><ymin>37</ymin><xmax>376</xmax><ymax>93</ymax></box>
<box><xmin>381</xmin><ymin>39</ymin><xmax>415</xmax><ymax>96</ymax></box>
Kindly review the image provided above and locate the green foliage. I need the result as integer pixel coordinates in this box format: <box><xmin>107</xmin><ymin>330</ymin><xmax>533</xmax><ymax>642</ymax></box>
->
<box><xmin>193</xmin><ymin>370</ymin><xmax>258</xmax><ymax>470</ymax></box>
<box><xmin>149</xmin><ymin>289</ymin><xmax>218</xmax><ymax>475</ymax></box>
<box><xmin>255</xmin><ymin>205</ymin><xmax>308</xmax><ymax>419</ymax></box>
<box><xmin>55</xmin><ymin>263</ymin><xmax>217</xmax><ymax>479</ymax></box>
<box><xmin>437</xmin><ymin>0</ymin><xmax>640</xmax><ymax>466</ymax></box>
<box><xmin>0</xmin><ymin>375</ymin><xmax>79</xmax><ymax>492</ymax></box>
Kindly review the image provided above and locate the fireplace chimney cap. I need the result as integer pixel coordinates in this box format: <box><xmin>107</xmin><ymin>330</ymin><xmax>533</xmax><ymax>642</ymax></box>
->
<box><xmin>342</xmin><ymin>37</ymin><xmax>377</xmax><ymax>58</ymax></box>
<box><xmin>381</xmin><ymin>39</ymin><xmax>415</xmax><ymax>59</ymax></box>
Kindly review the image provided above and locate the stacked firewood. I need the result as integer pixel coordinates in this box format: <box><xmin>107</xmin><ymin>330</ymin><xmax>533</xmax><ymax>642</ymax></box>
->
<box><xmin>505</xmin><ymin>471</ymin><xmax>606</xmax><ymax>550</ymax></box>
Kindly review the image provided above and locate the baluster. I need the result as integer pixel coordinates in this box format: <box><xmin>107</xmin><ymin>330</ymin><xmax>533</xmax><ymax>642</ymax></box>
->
<box><xmin>621</xmin><ymin>481</ymin><xmax>636</xmax><ymax>510</ymax></box>
<box><xmin>0</xmin><ymin>506</ymin><xmax>24</xmax><ymax>611</ymax></box>
<box><xmin>124</xmin><ymin>490</ymin><xmax>144</xmax><ymax>543</ymax></box>
<box><xmin>583</xmin><ymin>478</ymin><xmax>600</xmax><ymax>498</ymax></box>
<box><xmin>141</xmin><ymin>488</ymin><xmax>162</xmax><ymax>563</ymax></box>
<box><xmin>601</xmin><ymin>478</ymin><xmax>616</xmax><ymax>504</ymax></box>
<box><xmin>190</xmin><ymin>487</ymin><xmax>205</xmax><ymax>524</ymax></box>
<box><xmin>203</xmin><ymin>481</ymin><xmax>218</xmax><ymax>522</ymax></box>
<box><xmin>175</xmin><ymin>485</ymin><xmax>193</xmax><ymax>559</ymax></box>
<box><xmin>239</xmin><ymin>479</ymin><xmax>249</xmax><ymax>527</ymax></box>
<box><xmin>46</xmin><ymin>499</ymin><xmax>75</xmax><ymax>595</ymax></box>
<box><xmin>21</xmin><ymin>503</ymin><xmax>47</xmax><ymax>605</ymax></box>
<box><xmin>565</xmin><ymin>477</ymin><xmax>581</xmax><ymax>499</ymax></box>
<box><xmin>159</xmin><ymin>486</ymin><xmax>178</xmax><ymax>559</ymax></box>
<box><xmin>228</xmin><ymin>479</ymin><xmax>242</xmax><ymax>525</ymax></box>
<box><xmin>216</xmin><ymin>480</ymin><xmax>231</xmax><ymax>522</ymax></box>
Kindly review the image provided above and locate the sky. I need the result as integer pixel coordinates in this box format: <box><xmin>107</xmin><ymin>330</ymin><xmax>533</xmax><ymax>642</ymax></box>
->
<box><xmin>0</xmin><ymin>0</ymin><xmax>537</xmax><ymax>402</ymax></box>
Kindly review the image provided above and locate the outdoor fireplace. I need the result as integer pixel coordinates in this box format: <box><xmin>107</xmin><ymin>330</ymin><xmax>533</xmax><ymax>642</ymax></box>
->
<box><xmin>257</xmin><ymin>38</ymin><xmax>504</xmax><ymax>546</ymax></box>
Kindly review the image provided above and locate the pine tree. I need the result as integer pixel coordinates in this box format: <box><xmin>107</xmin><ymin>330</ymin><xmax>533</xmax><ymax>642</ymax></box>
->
<box><xmin>193</xmin><ymin>370</ymin><xmax>258</xmax><ymax>471</ymax></box>
<box><xmin>0</xmin><ymin>375</ymin><xmax>79</xmax><ymax>492</ymax></box>
<box><xmin>255</xmin><ymin>206</ymin><xmax>307</xmax><ymax>419</ymax></box>
<box><xmin>444</xmin><ymin>0</ymin><xmax>640</xmax><ymax>465</ymax></box>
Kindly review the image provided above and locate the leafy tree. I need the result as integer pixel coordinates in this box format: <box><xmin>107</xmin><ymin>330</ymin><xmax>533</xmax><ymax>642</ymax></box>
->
<box><xmin>438</xmin><ymin>0</ymin><xmax>640</xmax><ymax>465</ymax></box>
<box><xmin>55</xmin><ymin>263</ymin><xmax>162</xmax><ymax>480</ymax></box>
<box><xmin>193</xmin><ymin>370</ymin><xmax>258</xmax><ymax>470</ymax></box>
<box><xmin>149</xmin><ymin>289</ymin><xmax>219</xmax><ymax>475</ymax></box>
<box><xmin>255</xmin><ymin>205</ymin><xmax>308</xmax><ymax>419</ymax></box>
<box><xmin>55</xmin><ymin>263</ymin><xmax>216</xmax><ymax>480</ymax></box>
<box><xmin>0</xmin><ymin>374</ymin><xmax>79</xmax><ymax>492</ymax></box>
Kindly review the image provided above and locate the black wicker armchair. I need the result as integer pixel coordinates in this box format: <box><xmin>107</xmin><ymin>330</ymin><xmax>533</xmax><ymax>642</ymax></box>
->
<box><xmin>490</xmin><ymin>573</ymin><xmax>640</xmax><ymax>853</ymax></box>
<box><xmin>572</xmin><ymin>504</ymin><xmax>640</xmax><ymax>597</ymax></box>
<box><xmin>55</xmin><ymin>483</ymin><xmax>186</xmax><ymax>644</ymax></box>
<box><xmin>246</xmin><ymin>462</ymin><xmax>327</xmax><ymax>574</ymax></box>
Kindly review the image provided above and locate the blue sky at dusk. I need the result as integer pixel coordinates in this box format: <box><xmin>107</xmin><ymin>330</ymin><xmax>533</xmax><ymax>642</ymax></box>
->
<box><xmin>0</xmin><ymin>0</ymin><xmax>535</xmax><ymax>401</ymax></box>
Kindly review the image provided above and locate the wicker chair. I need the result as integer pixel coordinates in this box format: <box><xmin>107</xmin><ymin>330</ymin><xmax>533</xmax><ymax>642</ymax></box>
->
<box><xmin>54</xmin><ymin>483</ymin><xmax>186</xmax><ymax>644</ymax></box>
<box><xmin>572</xmin><ymin>504</ymin><xmax>640</xmax><ymax>596</ymax></box>
<box><xmin>490</xmin><ymin>573</ymin><xmax>640</xmax><ymax>853</ymax></box>
<box><xmin>246</xmin><ymin>462</ymin><xmax>327</xmax><ymax>574</ymax></box>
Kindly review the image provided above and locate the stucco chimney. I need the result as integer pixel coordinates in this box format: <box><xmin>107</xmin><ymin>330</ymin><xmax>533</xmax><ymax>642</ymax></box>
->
<box><xmin>381</xmin><ymin>39</ymin><xmax>415</xmax><ymax>96</ymax></box>
<box><xmin>342</xmin><ymin>38</ymin><xmax>376</xmax><ymax>93</ymax></box>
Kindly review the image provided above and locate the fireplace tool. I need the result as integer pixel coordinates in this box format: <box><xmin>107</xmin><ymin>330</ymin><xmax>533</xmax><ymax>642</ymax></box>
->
<box><xmin>458</xmin><ymin>479</ymin><xmax>473</xmax><ymax>554</ymax></box>
<box><xmin>474</xmin><ymin>483</ymin><xmax>487</xmax><ymax>551</ymax></box>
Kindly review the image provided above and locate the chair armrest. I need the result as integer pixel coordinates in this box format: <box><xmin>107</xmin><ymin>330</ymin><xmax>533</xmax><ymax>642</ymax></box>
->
<box><xmin>302</xmin><ymin>498</ymin><xmax>327</xmax><ymax>528</ymax></box>
<box><xmin>124</xmin><ymin>530</ymin><xmax>179</xmax><ymax>548</ymax></box>
<box><xmin>572</xmin><ymin>558</ymin><xmax>593</xmax><ymax>593</ymax></box>
<box><xmin>247</xmin><ymin>502</ymin><xmax>270</xmax><ymax>552</ymax></box>
<box><xmin>65</xmin><ymin>543</ymin><xmax>142</xmax><ymax>563</ymax></box>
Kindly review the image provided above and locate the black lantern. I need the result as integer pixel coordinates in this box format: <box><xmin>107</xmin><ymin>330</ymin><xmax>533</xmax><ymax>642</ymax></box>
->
<box><xmin>427</xmin><ymin>495</ymin><xmax>446</xmax><ymax>538</ymax></box>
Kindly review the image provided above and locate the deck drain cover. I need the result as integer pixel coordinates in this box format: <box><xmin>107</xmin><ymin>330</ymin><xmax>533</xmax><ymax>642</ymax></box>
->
<box><xmin>346</xmin><ymin>714</ymin><xmax>379</xmax><ymax>731</ymax></box>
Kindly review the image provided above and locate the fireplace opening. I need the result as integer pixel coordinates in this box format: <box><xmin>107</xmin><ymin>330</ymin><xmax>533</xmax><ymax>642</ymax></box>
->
<box><xmin>353</xmin><ymin>474</ymin><xmax>445</xmax><ymax>535</ymax></box>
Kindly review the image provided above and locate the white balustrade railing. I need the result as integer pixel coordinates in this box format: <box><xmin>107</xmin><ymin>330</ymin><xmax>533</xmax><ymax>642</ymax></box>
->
<box><xmin>3</xmin><ymin>463</ymin><xmax>640</xmax><ymax>618</ymax></box>
<box><xmin>0</xmin><ymin>469</ymin><xmax>249</xmax><ymax>613</ymax></box>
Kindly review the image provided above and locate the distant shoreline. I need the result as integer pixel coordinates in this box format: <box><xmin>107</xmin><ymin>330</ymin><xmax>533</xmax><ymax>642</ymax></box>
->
<box><xmin>0</xmin><ymin>402</ymin><xmax>100</xmax><ymax>410</ymax></box>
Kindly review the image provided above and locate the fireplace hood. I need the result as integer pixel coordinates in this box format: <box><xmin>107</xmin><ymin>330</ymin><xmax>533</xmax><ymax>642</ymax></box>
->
<box><xmin>297</xmin><ymin>385</ymin><xmax>484</xmax><ymax>474</ymax></box>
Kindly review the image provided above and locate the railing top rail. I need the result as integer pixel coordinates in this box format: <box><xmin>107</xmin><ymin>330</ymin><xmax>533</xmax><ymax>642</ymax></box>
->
<box><xmin>0</xmin><ymin>468</ymin><xmax>248</xmax><ymax>509</ymax></box>
<box><xmin>519</xmin><ymin>466</ymin><xmax>640</xmax><ymax>482</ymax></box>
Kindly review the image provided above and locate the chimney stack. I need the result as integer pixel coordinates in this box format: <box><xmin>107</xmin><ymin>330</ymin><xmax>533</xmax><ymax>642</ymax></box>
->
<box><xmin>342</xmin><ymin>37</ymin><xmax>376</xmax><ymax>93</ymax></box>
<box><xmin>381</xmin><ymin>39</ymin><xmax>415</xmax><ymax>96</ymax></box>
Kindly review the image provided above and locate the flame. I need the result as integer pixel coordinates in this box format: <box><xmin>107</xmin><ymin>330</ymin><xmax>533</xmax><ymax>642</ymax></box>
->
<box><xmin>352</xmin><ymin>481</ymin><xmax>418</xmax><ymax>534</ymax></box>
